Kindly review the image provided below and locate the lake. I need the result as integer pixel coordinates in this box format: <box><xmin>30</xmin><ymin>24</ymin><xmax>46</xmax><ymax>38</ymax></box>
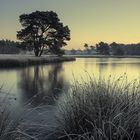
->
<box><xmin>0</xmin><ymin>58</ymin><xmax>140</xmax><ymax>112</ymax></box>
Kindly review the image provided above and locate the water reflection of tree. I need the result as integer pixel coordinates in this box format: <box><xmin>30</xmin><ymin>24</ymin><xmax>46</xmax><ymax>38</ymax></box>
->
<box><xmin>18</xmin><ymin>64</ymin><xmax>68</xmax><ymax>106</ymax></box>
<box><xmin>96</xmin><ymin>58</ymin><xmax>110</xmax><ymax>78</ymax></box>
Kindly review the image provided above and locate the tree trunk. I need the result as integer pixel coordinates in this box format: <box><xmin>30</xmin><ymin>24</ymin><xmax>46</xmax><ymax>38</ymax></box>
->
<box><xmin>38</xmin><ymin>46</ymin><xmax>45</xmax><ymax>56</ymax></box>
<box><xmin>34</xmin><ymin>49</ymin><xmax>39</xmax><ymax>56</ymax></box>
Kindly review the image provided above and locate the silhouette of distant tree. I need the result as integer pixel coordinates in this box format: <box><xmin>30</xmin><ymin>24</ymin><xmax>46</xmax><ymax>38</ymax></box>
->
<box><xmin>115</xmin><ymin>47</ymin><xmax>124</xmax><ymax>55</ymax></box>
<box><xmin>123</xmin><ymin>43</ymin><xmax>140</xmax><ymax>55</ymax></box>
<box><xmin>110</xmin><ymin>42</ymin><xmax>124</xmax><ymax>55</ymax></box>
<box><xmin>90</xmin><ymin>45</ymin><xmax>95</xmax><ymax>50</ymax></box>
<box><xmin>84</xmin><ymin>43</ymin><xmax>91</xmax><ymax>54</ymax></box>
<box><xmin>17</xmin><ymin>11</ymin><xmax>70</xmax><ymax>56</ymax></box>
<box><xmin>71</xmin><ymin>49</ymin><xmax>76</xmax><ymax>55</ymax></box>
<box><xmin>96</xmin><ymin>42</ymin><xmax>110</xmax><ymax>55</ymax></box>
<box><xmin>84</xmin><ymin>43</ymin><xmax>88</xmax><ymax>50</ymax></box>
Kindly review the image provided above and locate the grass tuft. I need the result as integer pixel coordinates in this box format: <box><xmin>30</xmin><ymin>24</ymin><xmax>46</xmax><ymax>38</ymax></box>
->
<box><xmin>55</xmin><ymin>76</ymin><xmax>140</xmax><ymax>140</ymax></box>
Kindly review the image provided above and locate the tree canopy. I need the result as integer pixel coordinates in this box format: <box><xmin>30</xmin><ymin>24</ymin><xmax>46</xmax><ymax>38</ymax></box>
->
<box><xmin>110</xmin><ymin>42</ymin><xmax>124</xmax><ymax>55</ymax></box>
<box><xmin>17</xmin><ymin>11</ymin><xmax>70</xmax><ymax>56</ymax></box>
<box><xmin>96</xmin><ymin>42</ymin><xmax>110</xmax><ymax>55</ymax></box>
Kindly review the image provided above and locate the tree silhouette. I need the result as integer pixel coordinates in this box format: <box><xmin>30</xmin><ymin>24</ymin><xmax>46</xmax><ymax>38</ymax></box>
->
<box><xmin>71</xmin><ymin>49</ymin><xmax>76</xmax><ymax>54</ymax></box>
<box><xmin>90</xmin><ymin>45</ymin><xmax>95</xmax><ymax>50</ymax></box>
<box><xmin>110</xmin><ymin>42</ymin><xmax>124</xmax><ymax>55</ymax></box>
<box><xmin>84</xmin><ymin>43</ymin><xmax>88</xmax><ymax>50</ymax></box>
<box><xmin>17</xmin><ymin>11</ymin><xmax>70</xmax><ymax>56</ymax></box>
<box><xmin>48</xmin><ymin>23</ymin><xmax>70</xmax><ymax>56</ymax></box>
<box><xmin>96</xmin><ymin>42</ymin><xmax>110</xmax><ymax>55</ymax></box>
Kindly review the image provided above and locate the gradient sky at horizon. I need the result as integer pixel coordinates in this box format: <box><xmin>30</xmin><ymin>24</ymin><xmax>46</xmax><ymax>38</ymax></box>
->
<box><xmin>0</xmin><ymin>0</ymin><xmax>140</xmax><ymax>49</ymax></box>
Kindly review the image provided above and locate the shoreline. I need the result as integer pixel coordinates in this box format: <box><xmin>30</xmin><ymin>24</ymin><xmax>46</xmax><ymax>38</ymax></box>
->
<box><xmin>65</xmin><ymin>55</ymin><xmax>140</xmax><ymax>58</ymax></box>
<box><xmin>0</xmin><ymin>54</ymin><xmax>76</xmax><ymax>68</ymax></box>
<box><xmin>0</xmin><ymin>54</ymin><xmax>139</xmax><ymax>68</ymax></box>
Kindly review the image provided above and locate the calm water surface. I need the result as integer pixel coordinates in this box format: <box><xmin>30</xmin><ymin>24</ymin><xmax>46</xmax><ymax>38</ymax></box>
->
<box><xmin>0</xmin><ymin>58</ymin><xmax>140</xmax><ymax>111</ymax></box>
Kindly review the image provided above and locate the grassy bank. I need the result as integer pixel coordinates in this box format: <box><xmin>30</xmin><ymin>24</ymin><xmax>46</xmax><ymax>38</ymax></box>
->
<box><xmin>0</xmin><ymin>55</ymin><xmax>75</xmax><ymax>68</ymax></box>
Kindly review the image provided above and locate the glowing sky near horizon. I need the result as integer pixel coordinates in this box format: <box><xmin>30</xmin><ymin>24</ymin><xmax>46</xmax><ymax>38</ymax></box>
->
<box><xmin>0</xmin><ymin>0</ymin><xmax>140</xmax><ymax>49</ymax></box>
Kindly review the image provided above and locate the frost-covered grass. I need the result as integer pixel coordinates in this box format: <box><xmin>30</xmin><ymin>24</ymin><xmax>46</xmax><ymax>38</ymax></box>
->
<box><xmin>0</xmin><ymin>76</ymin><xmax>140</xmax><ymax>140</ymax></box>
<box><xmin>0</xmin><ymin>89</ymin><xmax>57</xmax><ymax>140</ymax></box>
<box><xmin>0</xmin><ymin>93</ymin><xmax>21</xmax><ymax>140</ymax></box>
<box><xmin>0</xmin><ymin>55</ymin><xmax>75</xmax><ymax>68</ymax></box>
<box><xmin>54</xmin><ymin>76</ymin><xmax>140</xmax><ymax>140</ymax></box>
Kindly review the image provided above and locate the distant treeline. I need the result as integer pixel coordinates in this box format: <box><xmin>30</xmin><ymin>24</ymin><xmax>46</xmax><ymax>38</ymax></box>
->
<box><xmin>84</xmin><ymin>42</ymin><xmax>140</xmax><ymax>55</ymax></box>
<box><xmin>110</xmin><ymin>42</ymin><xmax>140</xmax><ymax>55</ymax></box>
<box><xmin>0</xmin><ymin>39</ymin><xmax>140</xmax><ymax>55</ymax></box>
<box><xmin>0</xmin><ymin>39</ymin><xmax>20</xmax><ymax>54</ymax></box>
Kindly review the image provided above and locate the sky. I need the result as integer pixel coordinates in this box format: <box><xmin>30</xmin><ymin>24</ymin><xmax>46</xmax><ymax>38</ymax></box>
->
<box><xmin>0</xmin><ymin>0</ymin><xmax>140</xmax><ymax>50</ymax></box>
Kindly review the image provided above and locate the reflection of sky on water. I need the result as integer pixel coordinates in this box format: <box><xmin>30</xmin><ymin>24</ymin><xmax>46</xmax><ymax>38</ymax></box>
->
<box><xmin>62</xmin><ymin>58</ymin><xmax>140</xmax><ymax>82</ymax></box>
<box><xmin>0</xmin><ymin>58</ymin><xmax>139</xmax><ymax>111</ymax></box>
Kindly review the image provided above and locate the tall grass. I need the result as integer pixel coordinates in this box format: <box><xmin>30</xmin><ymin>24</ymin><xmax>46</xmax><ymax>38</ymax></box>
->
<box><xmin>0</xmin><ymin>95</ymin><xmax>57</xmax><ymax>140</ymax></box>
<box><xmin>55</xmin><ymin>76</ymin><xmax>140</xmax><ymax>140</ymax></box>
<box><xmin>0</xmin><ymin>89</ymin><xmax>38</xmax><ymax>140</ymax></box>
<box><xmin>0</xmin><ymin>76</ymin><xmax>140</xmax><ymax>140</ymax></box>
<box><xmin>0</xmin><ymin>95</ymin><xmax>19</xmax><ymax>140</ymax></box>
